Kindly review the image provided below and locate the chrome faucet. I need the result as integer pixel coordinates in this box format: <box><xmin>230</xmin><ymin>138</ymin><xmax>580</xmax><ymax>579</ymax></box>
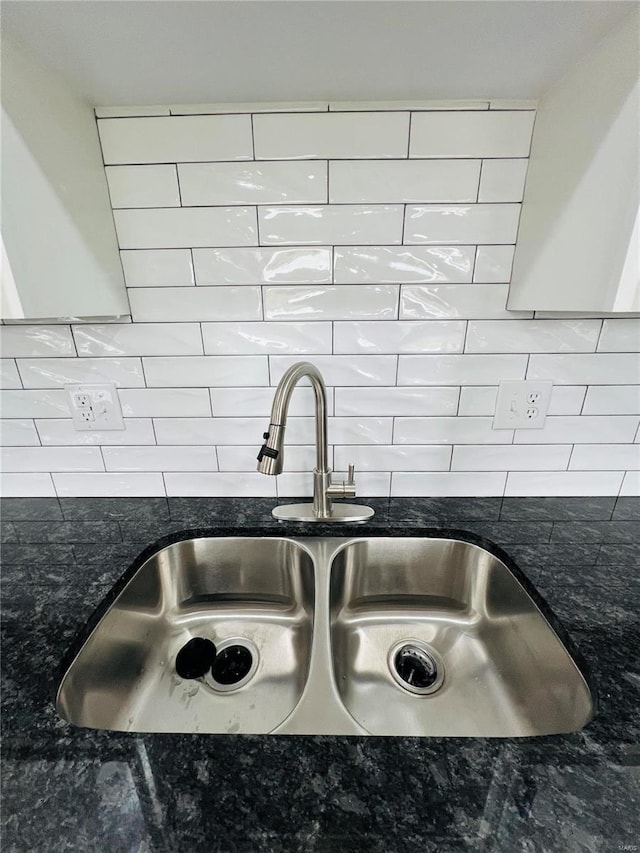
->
<box><xmin>257</xmin><ymin>362</ymin><xmax>374</xmax><ymax>522</ymax></box>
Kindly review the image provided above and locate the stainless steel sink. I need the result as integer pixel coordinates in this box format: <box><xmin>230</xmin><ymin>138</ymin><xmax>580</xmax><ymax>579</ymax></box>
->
<box><xmin>57</xmin><ymin>535</ymin><xmax>595</xmax><ymax>737</ymax></box>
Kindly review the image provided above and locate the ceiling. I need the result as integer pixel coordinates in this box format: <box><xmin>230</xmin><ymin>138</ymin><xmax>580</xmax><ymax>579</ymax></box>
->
<box><xmin>1</xmin><ymin>1</ymin><xmax>636</xmax><ymax>106</ymax></box>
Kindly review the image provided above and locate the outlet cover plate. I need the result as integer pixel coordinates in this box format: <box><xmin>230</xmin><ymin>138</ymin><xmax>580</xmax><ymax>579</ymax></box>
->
<box><xmin>65</xmin><ymin>383</ymin><xmax>124</xmax><ymax>431</ymax></box>
<box><xmin>493</xmin><ymin>381</ymin><xmax>552</xmax><ymax>430</ymax></box>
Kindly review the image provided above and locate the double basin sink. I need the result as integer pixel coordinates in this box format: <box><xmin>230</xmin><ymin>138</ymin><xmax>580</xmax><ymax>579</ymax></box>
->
<box><xmin>57</xmin><ymin>535</ymin><xmax>595</xmax><ymax>737</ymax></box>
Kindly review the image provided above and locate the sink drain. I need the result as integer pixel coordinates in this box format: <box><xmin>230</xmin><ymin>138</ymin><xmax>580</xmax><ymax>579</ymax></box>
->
<box><xmin>204</xmin><ymin>638</ymin><xmax>259</xmax><ymax>693</ymax></box>
<box><xmin>388</xmin><ymin>640</ymin><xmax>445</xmax><ymax>696</ymax></box>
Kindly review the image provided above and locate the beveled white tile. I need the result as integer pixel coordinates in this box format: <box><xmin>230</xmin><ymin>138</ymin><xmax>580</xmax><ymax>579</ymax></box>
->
<box><xmin>394</xmin><ymin>416</ymin><xmax>513</xmax><ymax>444</ymax></box>
<box><xmin>0</xmin><ymin>360</ymin><xmax>22</xmax><ymax>389</ymax></box>
<box><xmin>0</xmin><ymin>390</ymin><xmax>71</xmax><ymax>418</ymax></box>
<box><xmin>218</xmin><ymin>445</ymin><xmax>321</xmax><ymax>472</ymax></box>
<box><xmin>210</xmin><ymin>386</ymin><xmax>333</xmax><ymax>417</ymax></box>
<box><xmin>326</xmin><ymin>417</ymin><xmax>393</xmax><ymax>445</ymax></box>
<box><xmin>17</xmin><ymin>358</ymin><xmax>145</xmax><ymax>389</ymax></box>
<box><xmin>259</xmin><ymin>205</ymin><xmax>404</xmax><ymax>246</ymax></box>
<box><xmin>410</xmin><ymin>111</ymin><xmax>535</xmax><ymax>158</ymax></box>
<box><xmin>334</xmin><ymin>386</ymin><xmax>459</xmax><ymax>417</ymax></box>
<box><xmin>128</xmin><ymin>287</ymin><xmax>261</xmax><ymax>322</ymax></box>
<box><xmin>514</xmin><ymin>416</ymin><xmax>639</xmax><ymax>444</ymax></box>
<box><xmin>106</xmin><ymin>165</ymin><xmax>180</xmax><ymax>208</ymax></box>
<box><xmin>95</xmin><ymin>106</ymin><xmax>171</xmax><ymax>117</ymax></box>
<box><xmin>118</xmin><ymin>388</ymin><xmax>212</xmax><ymax>418</ymax></box>
<box><xmin>1</xmin><ymin>446</ymin><xmax>104</xmax><ymax>472</ymax></box>
<box><xmin>547</xmin><ymin>386</ymin><xmax>588</xmax><ymax>415</ymax></box>
<box><xmin>264</xmin><ymin>285</ymin><xmax>398</xmax><ymax>321</ymax></box>
<box><xmin>478</xmin><ymin>159</ymin><xmax>528</xmax><ymax>202</ymax></box>
<box><xmin>457</xmin><ymin>386</ymin><xmax>500</xmax><ymax>417</ymax></box>
<box><xmin>270</xmin><ymin>355</ymin><xmax>397</xmax><ymax>386</ymax></box>
<box><xmin>179</xmin><ymin>162</ymin><xmax>327</xmax><ymax>206</ymax></box>
<box><xmin>620</xmin><ymin>471</ymin><xmax>640</xmax><ymax>496</ymax></box>
<box><xmin>98</xmin><ymin>115</ymin><xmax>253</xmax><ymax>164</ymax></box>
<box><xmin>392</xmin><ymin>472</ymin><xmax>506</xmax><ymax>497</ymax></box>
<box><xmin>0</xmin><ymin>326</ymin><xmax>75</xmax><ymax>357</ymax></box>
<box><xmin>452</xmin><ymin>444</ymin><xmax>571</xmax><ymax>471</ymax></box>
<box><xmin>465</xmin><ymin>320</ymin><xmax>601</xmax><ymax>354</ymax></box>
<box><xmin>114</xmin><ymin>208</ymin><xmax>257</xmax><ymax>249</ymax></box>
<box><xmin>73</xmin><ymin>323</ymin><xmax>202</xmax><ymax>357</ymax></box>
<box><xmin>0</xmin><ymin>419</ymin><xmax>40</xmax><ymax>446</ymax></box>
<box><xmin>401</xmin><ymin>284</ymin><xmax>532</xmax><ymax>320</ymax></box>
<box><xmin>334</xmin><ymin>246</ymin><xmax>474</xmax><ymax>284</ymax></box>
<box><xmin>505</xmin><ymin>471</ymin><xmax>623</xmax><ymax>497</ymax></box>
<box><xmin>36</xmin><ymin>418</ymin><xmax>155</xmax><ymax>446</ymax></box>
<box><xmin>597</xmin><ymin>319</ymin><xmax>640</xmax><ymax>352</ymax></box>
<box><xmin>143</xmin><ymin>356</ymin><xmax>268</xmax><ymax>388</ymax></box>
<box><xmin>253</xmin><ymin>112</ymin><xmax>409</xmax><ymax>159</ymax></box>
<box><xmin>398</xmin><ymin>354</ymin><xmax>527</xmax><ymax>386</ymax></box>
<box><xmin>1</xmin><ymin>473</ymin><xmax>55</xmax><ymax>497</ymax></box>
<box><xmin>528</xmin><ymin>354</ymin><xmax>640</xmax><ymax>385</ymax></box>
<box><xmin>569</xmin><ymin>444</ymin><xmax>640</xmax><ymax>470</ymax></box>
<box><xmin>458</xmin><ymin>385</ymin><xmax>586</xmax><ymax>416</ymax></box>
<box><xmin>582</xmin><ymin>386</ymin><xmax>640</xmax><ymax>415</ymax></box>
<box><xmin>53</xmin><ymin>472</ymin><xmax>166</xmax><ymax>497</ymax></box>
<box><xmin>329</xmin><ymin>160</ymin><xmax>480</xmax><ymax>203</ymax></box>
<box><xmin>202</xmin><ymin>322</ymin><xmax>331</xmax><ymax>355</ymax></box>
<box><xmin>120</xmin><ymin>249</ymin><xmax>195</xmax><ymax>287</ymax></box>
<box><xmin>330</xmin><ymin>101</ymin><xmax>489</xmax><ymax>111</ymax></box>
<box><xmin>335</xmin><ymin>444</ymin><xmax>451</xmax><ymax>472</ymax></box>
<box><xmin>277</xmin><ymin>471</ymin><xmax>390</xmax><ymax>497</ymax></box>
<box><xmin>171</xmin><ymin>102</ymin><xmax>328</xmax><ymax>114</ymax></box>
<box><xmin>404</xmin><ymin>204</ymin><xmax>521</xmax><ymax>245</ymax></box>
<box><xmin>473</xmin><ymin>246</ymin><xmax>515</xmax><ymax>283</ymax></box>
<box><xmin>193</xmin><ymin>247</ymin><xmax>332</xmax><ymax>285</ymax></box>
<box><xmin>334</xmin><ymin>321</ymin><xmax>465</xmax><ymax>354</ymax></box>
<box><xmin>103</xmin><ymin>445</ymin><xmax>218</xmax><ymax>472</ymax></box>
<box><xmin>154</xmin><ymin>418</ymin><xmax>222</xmax><ymax>445</ymax></box>
<box><xmin>164</xmin><ymin>473</ymin><xmax>276</xmax><ymax>497</ymax></box>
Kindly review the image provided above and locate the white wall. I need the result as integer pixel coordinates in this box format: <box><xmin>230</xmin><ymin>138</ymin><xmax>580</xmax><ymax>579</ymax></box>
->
<box><xmin>1</xmin><ymin>102</ymin><xmax>638</xmax><ymax>497</ymax></box>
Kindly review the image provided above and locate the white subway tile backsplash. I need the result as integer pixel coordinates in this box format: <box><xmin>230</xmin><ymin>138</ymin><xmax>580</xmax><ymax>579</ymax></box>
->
<box><xmin>0</xmin><ymin>326</ymin><xmax>75</xmax><ymax>358</ymax></box>
<box><xmin>143</xmin><ymin>356</ymin><xmax>268</xmax><ymax>388</ymax></box>
<box><xmin>36</xmin><ymin>418</ymin><xmax>155</xmax><ymax>446</ymax></box>
<box><xmin>391</xmin><ymin>471</ymin><xmax>507</xmax><ymax>497</ymax></box>
<box><xmin>409</xmin><ymin>111</ymin><xmax>535</xmax><ymax>158</ymax></box>
<box><xmin>98</xmin><ymin>115</ymin><xmax>253</xmax><ymax>164</ymax></box>
<box><xmin>334</xmin><ymin>444</ymin><xmax>451</xmax><ymax>472</ymax></box>
<box><xmin>325</xmin><ymin>417</ymin><xmax>393</xmax><ymax>445</ymax></box>
<box><xmin>394</xmin><ymin>416</ymin><xmax>513</xmax><ymax>444</ymax></box>
<box><xmin>401</xmin><ymin>284</ymin><xmax>531</xmax><ymax>320</ymax></box>
<box><xmin>202</xmin><ymin>322</ymin><xmax>331</xmax><ymax>355</ymax></box>
<box><xmin>452</xmin><ymin>444</ymin><xmax>571</xmax><ymax>471</ymax></box>
<box><xmin>154</xmin><ymin>418</ymin><xmax>222</xmax><ymax>445</ymax></box>
<box><xmin>118</xmin><ymin>388</ymin><xmax>211</xmax><ymax>418</ymax></box>
<box><xmin>217</xmin><ymin>445</ymin><xmax>319</xmax><ymax>472</ymax></box>
<box><xmin>270</xmin><ymin>355</ymin><xmax>397</xmax><ymax>386</ymax></box>
<box><xmin>1</xmin><ymin>473</ymin><xmax>56</xmax><ymax>497</ymax></box>
<box><xmin>164</xmin><ymin>473</ymin><xmax>276</xmax><ymax>497</ymax></box>
<box><xmin>179</xmin><ymin>161</ymin><xmax>328</xmax><ymax>206</ymax></box>
<box><xmin>334</xmin><ymin>321</ymin><xmax>465</xmax><ymax>354</ymax></box>
<box><xmin>120</xmin><ymin>249</ymin><xmax>195</xmax><ymax>287</ymax></box>
<box><xmin>569</xmin><ymin>444</ymin><xmax>640</xmax><ymax>470</ymax></box>
<box><xmin>103</xmin><ymin>445</ymin><xmax>218</xmax><ymax>472</ymax></box>
<box><xmin>597</xmin><ymin>319</ymin><xmax>640</xmax><ymax>352</ymax></box>
<box><xmin>0</xmin><ymin>390</ymin><xmax>71</xmax><ymax>418</ymax></box>
<box><xmin>505</xmin><ymin>471</ymin><xmax>623</xmax><ymax>497</ymax></box>
<box><xmin>53</xmin><ymin>473</ymin><xmax>166</xmax><ymax>497</ymax></box>
<box><xmin>478</xmin><ymin>159</ymin><xmax>528</xmax><ymax>202</ymax></box>
<box><xmin>105</xmin><ymin>165</ymin><xmax>180</xmax><ymax>208</ymax></box>
<box><xmin>128</xmin><ymin>287</ymin><xmax>261</xmax><ymax>322</ymax></box>
<box><xmin>528</xmin><ymin>354</ymin><xmax>640</xmax><ymax>385</ymax></box>
<box><xmin>193</xmin><ymin>247</ymin><xmax>332</xmax><ymax>285</ymax></box>
<box><xmin>398</xmin><ymin>354</ymin><xmax>527</xmax><ymax>386</ymax></box>
<box><xmin>0</xmin><ymin>360</ymin><xmax>22</xmax><ymax>389</ymax></box>
<box><xmin>465</xmin><ymin>320</ymin><xmax>601</xmax><ymax>353</ymax></box>
<box><xmin>620</xmin><ymin>471</ymin><xmax>640</xmax><ymax>496</ymax></box>
<box><xmin>514</xmin><ymin>416</ymin><xmax>639</xmax><ymax>444</ymax></box>
<box><xmin>458</xmin><ymin>385</ymin><xmax>587</xmax><ymax>417</ymax></box>
<box><xmin>404</xmin><ymin>204</ymin><xmax>521</xmax><ymax>245</ymax></box>
<box><xmin>72</xmin><ymin>323</ymin><xmax>203</xmax><ymax>357</ymax></box>
<box><xmin>0</xmin><ymin>419</ymin><xmax>40</xmax><ymax>446</ymax></box>
<box><xmin>582</xmin><ymin>385</ymin><xmax>640</xmax><ymax>415</ymax></box>
<box><xmin>278</xmin><ymin>471</ymin><xmax>390</xmax><ymax>497</ymax></box>
<box><xmin>334</xmin><ymin>246</ymin><xmax>474</xmax><ymax>284</ymax></box>
<box><xmin>264</xmin><ymin>285</ymin><xmax>398</xmax><ymax>321</ymax></box>
<box><xmin>1</xmin><ymin>446</ymin><xmax>104</xmax><ymax>472</ymax></box>
<box><xmin>210</xmin><ymin>386</ymin><xmax>332</xmax><ymax>417</ymax></box>
<box><xmin>334</xmin><ymin>387</ymin><xmax>459</xmax><ymax>417</ymax></box>
<box><xmin>259</xmin><ymin>205</ymin><xmax>404</xmax><ymax>245</ymax></box>
<box><xmin>547</xmin><ymin>386</ymin><xmax>588</xmax><ymax>415</ymax></box>
<box><xmin>329</xmin><ymin>160</ymin><xmax>480</xmax><ymax>203</ymax></box>
<box><xmin>473</xmin><ymin>246</ymin><xmax>515</xmax><ymax>283</ymax></box>
<box><xmin>253</xmin><ymin>112</ymin><xmax>410</xmax><ymax>159</ymax></box>
<box><xmin>16</xmin><ymin>358</ymin><xmax>145</xmax><ymax>389</ymax></box>
<box><xmin>114</xmin><ymin>207</ymin><xmax>257</xmax><ymax>249</ymax></box>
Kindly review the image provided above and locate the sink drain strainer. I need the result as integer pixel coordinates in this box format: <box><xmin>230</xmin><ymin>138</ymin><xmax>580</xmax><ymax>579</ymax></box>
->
<box><xmin>203</xmin><ymin>638</ymin><xmax>259</xmax><ymax>693</ymax></box>
<box><xmin>388</xmin><ymin>640</ymin><xmax>445</xmax><ymax>696</ymax></box>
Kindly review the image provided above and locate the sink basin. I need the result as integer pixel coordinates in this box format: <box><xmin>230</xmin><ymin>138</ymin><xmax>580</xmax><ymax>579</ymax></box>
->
<box><xmin>57</xmin><ymin>537</ymin><xmax>315</xmax><ymax>733</ymax></box>
<box><xmin>329</xmin><ymin>538</ymin><xmax>594</xmax><ymax>737</ymax></box>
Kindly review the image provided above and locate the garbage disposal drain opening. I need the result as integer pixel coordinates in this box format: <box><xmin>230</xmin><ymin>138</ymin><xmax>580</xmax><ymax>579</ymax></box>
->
<box><xmin>389</xmin><ymin>641</ymin><xmax>445</xmax><ymax>696</ymax></box>
<box><xmin>204</xmin><ymin>638</ymin><xmax>259</xmax><ymax>692</ymax></box>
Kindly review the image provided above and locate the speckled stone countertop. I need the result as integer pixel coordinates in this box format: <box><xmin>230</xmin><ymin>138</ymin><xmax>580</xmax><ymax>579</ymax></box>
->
<box><xmin>1</xmin><ymin>496</ymin><xmax>638</xmax><ymax>853</ymax></box>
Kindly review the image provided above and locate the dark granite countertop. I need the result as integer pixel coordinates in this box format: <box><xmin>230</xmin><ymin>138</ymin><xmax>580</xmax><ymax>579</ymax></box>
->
<box><xmin>1</xmin><ymin>495</ymin><xmax>638</xmax><ymax>853</ymax></box>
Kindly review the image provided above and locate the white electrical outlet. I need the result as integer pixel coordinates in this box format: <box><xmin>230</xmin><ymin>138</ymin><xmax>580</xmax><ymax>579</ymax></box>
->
<box><xmin>65</xmin><ymin>383</ymin><xmax>124</xmax><ymax>431</ymax></box>
<box><xmin>493</xmin><ymin>381</ymin><xmax>552</xmax><ymax>430</ymax></box>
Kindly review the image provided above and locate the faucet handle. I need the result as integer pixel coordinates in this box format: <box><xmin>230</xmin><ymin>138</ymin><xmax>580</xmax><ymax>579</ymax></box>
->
<box><xmin>347</xmin><ymin>464</ymin><xmax>355</xmax><ymax>486</ymax></box>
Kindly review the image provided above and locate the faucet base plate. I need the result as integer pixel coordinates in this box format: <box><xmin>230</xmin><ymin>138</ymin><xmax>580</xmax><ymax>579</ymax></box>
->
<box><xmin>273</xmin><ymin>503</ymin><xmax>375</xmax><ymax>523</ymax></box>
